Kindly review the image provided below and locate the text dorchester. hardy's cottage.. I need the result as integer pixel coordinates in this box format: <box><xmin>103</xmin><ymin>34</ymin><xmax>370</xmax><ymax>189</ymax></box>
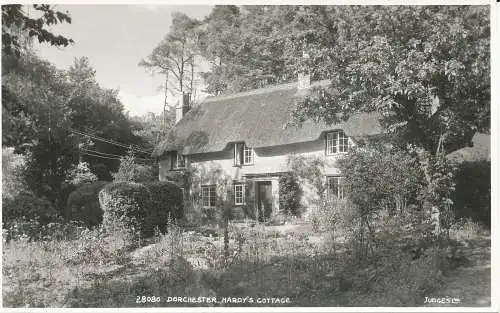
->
<box><xmin>152</xmin><ymin>74</ymin><xmax>383</xmax><ymax>220</ymax></box>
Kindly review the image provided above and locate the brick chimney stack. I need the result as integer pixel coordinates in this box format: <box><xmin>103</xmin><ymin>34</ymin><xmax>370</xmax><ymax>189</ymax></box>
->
<box><xmin>175</xmin><ymin>92</ymin><xmax>191</xmax><ymax>124</ymax></box>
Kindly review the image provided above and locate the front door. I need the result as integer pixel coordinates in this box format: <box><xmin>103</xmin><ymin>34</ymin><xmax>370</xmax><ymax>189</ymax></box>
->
<box><xmin>257</xmin><ymin>181</ymin><xmax>272</xmax><ymax>222</ymax></box>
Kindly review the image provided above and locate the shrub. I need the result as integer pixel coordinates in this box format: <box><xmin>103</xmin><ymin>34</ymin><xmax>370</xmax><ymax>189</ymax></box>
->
<box><xmin>279</xmin><ymin>172</ymin><xmax>303</xmax><ymax>216</ymax></box>
<box><xmin>338</xmin><ymin>145</ymin><xmax>424</xmax><ymax>215</ymax></box>
<box><xmin>65</xmin><ymin>181</ymin><xmax>109</xmax><ymax>226</ymax></box>
<box><xmin>143</xmin><ymin>181</ymin><xmax>183</xmax><ymax>234</ymax></box>
<box><xmin>99</xmin><ymin>182</ymin><xmax>152</xmax><ymax>237</ymax></box>
<box><xmin>2</xmin><ymin>191</ymin><xmax>59</xmax><ymax>226</ymax></box>
<box><xmin>453</xmin><ymin>160</ymin><xmax>490</xmax><ymax>227</ymax></box>
<box><xmin>2</xmin><ymin>147</ymin><xmax>27</xmax><ymax>199</ymax></box>
<box><xmin>112</xmin><ymin>150</ymin><xmax>155</xmax><ymax>183</ymax></box>
<box><xmin>65</xmin><ymin>161</ymin><xmax>98</xmax><ymax>186</ymax></box>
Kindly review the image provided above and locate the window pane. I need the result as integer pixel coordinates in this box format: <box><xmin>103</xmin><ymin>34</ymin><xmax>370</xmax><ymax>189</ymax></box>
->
<box><xmin>244</xmin><ymin>145</ymin><xmax>253</xmax><ymax>164</ymax></box>
<box><xmin>328</xmin><ymin>177</ymin><xmax>338</xmax><ymax>200</ymax></box>
<box><xmin>327</xmin><ymin>176</ymin><xmax>345</xmax><ymax>200</ymax></box>
<box><xmin>210</xmin><ymin>186</ymin><xmax>216</xmax><ymax>207</ymax></box>
<box><xmin>327</xmin><ymin>132</ymin><xmax>336</xmax><ymax>154</ymax></box>
<box><xmin>234</xmin><ymin>184</ymin><xmax>245</xmax><ymax>204</ymax></box>
<box><xmin>339</xmin><ymin>131</ymin><xmax>349</xmax><ymax>153</ymax></box>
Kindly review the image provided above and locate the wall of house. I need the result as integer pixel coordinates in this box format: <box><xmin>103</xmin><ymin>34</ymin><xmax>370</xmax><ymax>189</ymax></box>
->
<box><xmin>158</xmin><ymin>136</ymin><xmax>354</xmax><ymax>218</ymax></box>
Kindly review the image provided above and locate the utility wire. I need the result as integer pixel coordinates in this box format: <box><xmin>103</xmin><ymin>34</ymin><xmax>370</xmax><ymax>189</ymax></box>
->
<box><xmin>68</xmin><ymin>127</ymin><xmax>153</xmax><ymax>155</ymax></box>
<box><xmin>81</xmin><ymin>151</ymin><xmax>152</xmax><ymax>163</ymax></box>
<box><xmin>80</xmin><ymin>148</ymin><xmax>152</xmax><ymax>161</ymax></box>
<box><xmin>83</xmin><ymin>127</ymin><xmax>152</xmax><ymax>153</ymax></box>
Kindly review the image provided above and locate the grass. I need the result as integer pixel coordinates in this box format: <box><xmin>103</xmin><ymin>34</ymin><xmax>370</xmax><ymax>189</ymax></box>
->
<box><xmin>2</xmin><ymin>213</ymin><xmax>491</xmax><ymax>307</ymax></box>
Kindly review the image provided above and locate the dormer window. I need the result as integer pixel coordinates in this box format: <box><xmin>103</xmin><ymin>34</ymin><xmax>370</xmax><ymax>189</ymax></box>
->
<box><xmin>171</xmin><ymin>151</ymin><xmax>186</xmax><ymax>169</ymax></box>
<box><xmin>234</xmin><ymin>143</ymin><xmax>254</xmax><ymax>166</ymax></box>
<box><xmin>326</xmin><ymin>130</ymin><xmax>349</xmax><ymax>155</ymax></box>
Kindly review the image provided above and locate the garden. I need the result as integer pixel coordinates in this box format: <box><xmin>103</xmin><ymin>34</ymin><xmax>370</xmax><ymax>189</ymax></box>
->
<box><xmin>2</xmin><ymin>145</ymin><xmax>491</xmax><ymax>307</ymax></box>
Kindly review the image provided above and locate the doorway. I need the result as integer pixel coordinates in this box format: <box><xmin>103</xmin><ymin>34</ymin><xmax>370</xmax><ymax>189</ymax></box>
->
<box><xmin>257</xmin><ymin>181</ymin><xmax>272</xmax><ymax>222</ymax></box>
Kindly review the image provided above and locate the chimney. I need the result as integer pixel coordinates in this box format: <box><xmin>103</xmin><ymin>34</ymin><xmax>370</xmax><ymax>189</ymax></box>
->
<box><xmin>175</xmin><ymin>92</ymin><xmax>192</xmax><ymax>123</ymax></box>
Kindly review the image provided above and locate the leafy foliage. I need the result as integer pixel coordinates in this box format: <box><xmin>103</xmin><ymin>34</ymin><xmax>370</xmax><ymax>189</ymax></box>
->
<box><xmin>139</xmin><ymin>12</ymin><xmax>202</xmax><ymax>96</ymax></box>
<box><xmin>2</xmin><ymin>147</ymin><xmax>27</xmax><ymax>199</ymax></box>
<box><xmin>112</xmin><ymin>149</ymin><xmax>155</xmax><ymax>183</ymax></box>
<box><xmin>338</xmin><ymin>145</ymin><xmax>425</xmax><ymax>215</ymax></box>
<box><xmin>130</xmin><ymin>110</ymin><xmax>175</xmax><ymax>150</ymax></box>
<box><xmin>99</xmin><ymin>182</ymin><xmax>152</xmax><ymax>237</ymax></box>
<box><xmin>279</xmin><ymin>172</ymin><xmax>303</xmax><ymax>216</ymax></box>
<box><xmin>2</xmin><ymin>54</ymin><xmax>144</xmax><ymax>213</ymax></box>
<box><xmin>287</xmin><ymin>6</ymin><xmax>489</xmax><ymax>155</ymax></box>
<box><xmin>65</xmin><ymin>181</ymin><xmax>108</xmax><ymax>226</ymax></box>
<box><xmin>2</xmin><ymin>4</ymin><xmax>73</xmax><ymax>58</ymax></box>
<box><xmin>65</xmin><ymin>161</ymin><xmax>98</xmax><ymax>186</ymax></box>
<box><xmin>143</xmin><ymin>181</ymin><xmax>184</xmax><ymax>234</ymax></box>
<box><xmin>287</xmin><ymin>154</ymin><xmax>326</xmax><ymax>199</ymax></box>
<box><xmin>453</xmin><ymin>160</ymin><xmax>490</xmax><ymax>227</ymax></box>
<box><xmin>2</xmin><ymin>191</ymin><xmax>59</xmax><ymax>228</ymax></box>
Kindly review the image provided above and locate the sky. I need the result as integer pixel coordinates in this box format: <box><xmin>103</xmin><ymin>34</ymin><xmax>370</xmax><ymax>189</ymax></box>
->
<box><xmin>33</xmin><ymin>4</ymin><xmax>212</xmax><ymax>116</ymax></box>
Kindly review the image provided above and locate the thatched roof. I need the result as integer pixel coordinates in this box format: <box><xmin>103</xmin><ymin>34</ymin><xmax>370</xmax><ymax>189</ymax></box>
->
<box><xmin>153</xmin><ymin>80</ymin><xmax>383</xmax><ymax>157</ymax></box>
<box><xmin>447</xmin><ymin>133</ymin><xmax>490</xmax><ymax>163</ymax></box>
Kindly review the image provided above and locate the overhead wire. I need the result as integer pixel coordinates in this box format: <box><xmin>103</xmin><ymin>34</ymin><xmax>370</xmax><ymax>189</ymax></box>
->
<box><xmin>67</xmin><ymin>127</ymin><xmax>153</xmax><ymax>155</ymax></box>
<box><xmin>80</xmin><ymin>148</ymin><xmax>153</xmax><ymax>161</ymax></box>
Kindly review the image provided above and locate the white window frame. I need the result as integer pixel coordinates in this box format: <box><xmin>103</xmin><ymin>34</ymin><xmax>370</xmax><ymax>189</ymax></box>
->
<box><xmin>234</xmin><ymin>143</ymin><xmax>254</xmax><ymax>166</ymax></box>
<box><xmin>243</xmin><ymin>145</ymin><xmax>253</xmax><ymax>165</ymax></box>
<box><xmin>173</xmin><ymin>151</ymin><xmax>186</xmax><ymax>169</ymax></box>
<box><xmin>201</xmin><ymin>185</ymin><xmax>217</xmax><ymax>208</ymax></box>
<box><xmin>234</xmin><ymin>183</ymin><xmax>246</xmax><ymax>205</ymax></box>
<box><xmin>326</xmin><ymin>130</ymin><xmax>349</xmax><ymax>155</ymax></box>
<box><xmin>326</xmin><ymin>176</ymin><xmax>345</xmax><ymax>201</ymax></box>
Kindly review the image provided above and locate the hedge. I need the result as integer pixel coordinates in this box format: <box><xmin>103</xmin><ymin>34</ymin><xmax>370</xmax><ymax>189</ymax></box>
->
<box><xmin>143</xmin><ymin>181</ymin><xmax>183</xmax><ymax>234</ymax></box>
<box><xmin>2</xmin><ymin>190</ymin><xmax>59</xmax><ymax>226</ymax></box>
<box><xmin>65</xmin><ymin>181</ymin><xmax>108</xmax><ymax>226</ymax></box>
<box><xmin>453</xmin><ymin>160</ymin><xmax>490</xmax><ymax>227</ymax></box>
<box><xmin>98</xmin><ymin>182</ymin><xmax>152</xmax><ymax>236</ymax></box>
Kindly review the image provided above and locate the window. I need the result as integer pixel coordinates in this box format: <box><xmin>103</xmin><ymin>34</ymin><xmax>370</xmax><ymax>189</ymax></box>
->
<box><xmin>201</xmin><ymin>185</ymin><xmax>217</xmax><ymax>208</ymax></box>
<box><xmin>234</xmin><ymin>143</ymin><xmax>254</xmax><ymax>165</ymax></box>
<box><xmin>234</xmin><ymin>183</ymin><xmax>246</xmax><ymax>205</ymax></box>
<box><xmin>172</xmin><ymin>151</ymin><xmax>186</xmax><ymax>169</ymax></box>
<box><xmin>327</xmin><ymin>176</ymin><xmax>345</xmax><ymax>200</ymax></box>
<box><xmin>326</xmin><ymin>131</ymin><xmax>349</xmax><ymax>155</ymax></box>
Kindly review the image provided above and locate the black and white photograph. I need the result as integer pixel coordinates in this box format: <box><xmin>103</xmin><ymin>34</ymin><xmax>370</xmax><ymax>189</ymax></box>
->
<box><xmin>1</xmin><ymin>1</ymin><xmax>495</xmax><ymax>310</ymax></box>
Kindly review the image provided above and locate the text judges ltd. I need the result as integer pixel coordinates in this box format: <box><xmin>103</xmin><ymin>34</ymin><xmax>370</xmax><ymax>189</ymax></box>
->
<box><xmin>165</xmin><ymin>296</ymin><xmax>291</xmax><ymax>304</ymax></box>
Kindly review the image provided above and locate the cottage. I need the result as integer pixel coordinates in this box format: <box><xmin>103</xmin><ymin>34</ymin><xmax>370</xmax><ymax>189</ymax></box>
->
<box><xmin>152</xmin><ymin>74</ymin><xmax>383</xmax><ymax>220</ymax></box>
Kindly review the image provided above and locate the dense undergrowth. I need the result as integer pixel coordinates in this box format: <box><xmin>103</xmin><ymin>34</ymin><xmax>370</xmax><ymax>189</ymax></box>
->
<box><xmin>2</xmin><ymin>206</ymin><xmax>487</xmax><ymax>307</ymax></box>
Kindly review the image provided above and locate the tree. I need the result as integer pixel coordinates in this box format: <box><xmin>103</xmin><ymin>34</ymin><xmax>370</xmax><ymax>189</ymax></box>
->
<box><xmin>2</xmin><ymin>4</ymin><xmax>73</xmax><ymax>57</ymax></box>
<box><xmin>139</xmin><ymin>12</ymin><xmax>202</xmax><ymax>97</ymax></box>
<box><xmin>287</xmin><ymin>6</ymin><xmax>489</xmax><ymax>155</ymax></box>
<box><xmin>130</xmin><ymin>110</ymin><xmax>175</xmax><ymax>150</ymax></box>
<box><xmin>66</xmin><ymin>57</ymin><xmax>147</xmax><ymax>181</ymax></box>
<box><xmin>199</xmin><ymin>5</ymin><xmax>299</xmax><ymax>95</ymax></box>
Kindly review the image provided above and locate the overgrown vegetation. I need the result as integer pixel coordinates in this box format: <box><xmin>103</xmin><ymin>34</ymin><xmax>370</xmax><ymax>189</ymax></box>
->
<box><xmin>99</xmin><ymin>182</ymin><xmax>151</xmax><ymax>238</ymax></box>
<box><xmin>65</xmin><ymin>181</ymin><xmax>108</xmax><ymax>227</ymax></box>
<box><xmin>143</xmin><ymin>181</ymin><xmax>184</xmax><ymax>233</ymax></box>
<box><xmin>2</xmin><ymin>4</ymin><xmax>490</xmax><ymax>308</ymax></box>
<box><xmin>278</xmin><ymin>172</ymin><xmax>303</xmax><ymax>217</ymax></box>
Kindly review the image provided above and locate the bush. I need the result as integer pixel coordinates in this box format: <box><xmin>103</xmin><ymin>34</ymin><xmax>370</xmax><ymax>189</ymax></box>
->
<box><xmin>112</xmin><ymin>150</ymin><xmax>155</xmax><ymax>183</ymax></box>
<box><xmin>453</xmin><ymin>160</ymin><xmax>490</xmax><ymax>227</ymax></box>
<box><xmin>143</xmin><ymin>181</ymin><xmax>183</xmax><ymax>234</ymax></box>
<box><xmin>2</xmin><ymin>191</ymin><xmax>59</xmax><ymax>226</ymax></box>
<box><xmin>338</xmin><ymin>145</ymin><xmax>424</xmax><ymax>215</ymax></box>
<box><xmin>65</xmin><ymin>161</ymin><xmax>98</xmax><ymax>186</ymax></box>
<box><xmin>2</xmin><ymin>147</ymin><xmax>27</xmax><ymax>199</ymax></box>
<box><xmin>98</xmin><ymin>182</ymin><xmax>152</xmax><ymax>237</ymax></box>
<box><xmin>279</xmin><ymin>172</ymin><xmax>303</xmax><ymax>216</ymax></box>
<box><xmin>65</xmin><ymin>181</ymin><xmax>109</xmax><ymax>226</ymax></box>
